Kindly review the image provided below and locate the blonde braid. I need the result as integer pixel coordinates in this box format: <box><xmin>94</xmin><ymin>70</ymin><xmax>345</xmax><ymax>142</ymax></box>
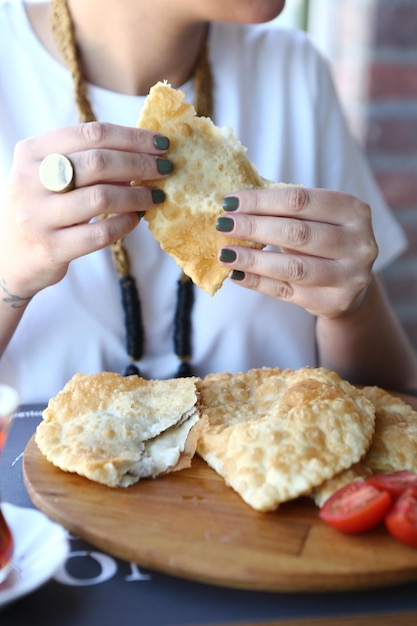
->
<box><xmin>193</xmin><ymin>36</ymin><xmax>213</xmax><ymax>119</ymax></box>
<box><xmin>50</xmin><ymin>0</ymin><xmax>95</xmax><ymax>123</ymax></box>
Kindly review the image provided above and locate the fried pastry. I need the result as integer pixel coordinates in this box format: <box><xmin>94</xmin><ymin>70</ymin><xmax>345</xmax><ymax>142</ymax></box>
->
<box><xmin>311</xmin><ymin>462</ymin><xmax>372</xmax><ymax>507</ymax></box>
<box><xmin>196</xmin><ymin>366</ymin><xmax>376</xmax><ymax>512</ymax></box>
<box><xmin>135</xmin><ymin>81</ymin><xmax>270</xmax><ymax>296</ymax></box>
<box><xmin>35</xmin><ymin>372</ymin><xmax>202</xmax><ymax>487</ymax></box>
<box><xmin>360</xmin><ymin>386</ymin><xmax>417</xmax><ymax>473</ymax></box>
<box><xmin>312</xmin><ymin>387</ymin><xmax>417</xmax><ymax>506</ymax></box>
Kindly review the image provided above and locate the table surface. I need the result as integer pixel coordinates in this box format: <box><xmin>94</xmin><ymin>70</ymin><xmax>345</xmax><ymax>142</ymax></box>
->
<box><xmin>2</xmin><ymin>405</ymin><xmax>417</xmax><ymax>626</ymax></box>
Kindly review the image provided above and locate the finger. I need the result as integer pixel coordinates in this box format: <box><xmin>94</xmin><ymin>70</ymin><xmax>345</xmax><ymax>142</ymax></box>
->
<box><xmin>48</xmin><ymin>212</ymin><xmax>140</xmax><ymax>262</ymax></box>
<box><xmin>19</xmin><ymin>122</ymin><xmax>170</xmax><ymax>161</ymax></box>
<box><xmin>223</xmin><ymin>186</ymin><xmax>372</xmax><ymax>226</ymax></box>
<box><xmin>216</xmin><ymin>214</ymin><xmax>350</xmax><ymax>259</ymax></box>
<box><xmin>219</xmin><ymin>247</ymin><xmax>339</xmax><ymax>287</ymax></box>
<box><xmin>44</xmin><ymin>184</ymin><xmax>164</xmax><ymax>227</ymax></box>
<box><xmin>229</xmin><ymin>269</ymin><xmax>369</xmax><ymax>319</ymax></box>
<box><xmin>62</xmin><ymin>148</ymin><xmax>173</xmax><ymax>188</ymax></box>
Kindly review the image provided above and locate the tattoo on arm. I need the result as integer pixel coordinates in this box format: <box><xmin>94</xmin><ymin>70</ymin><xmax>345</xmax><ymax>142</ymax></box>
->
<box><xmin>1</xmin><ymin>279</ymin><xmax>32</xmax><ymax>309</ymax></box>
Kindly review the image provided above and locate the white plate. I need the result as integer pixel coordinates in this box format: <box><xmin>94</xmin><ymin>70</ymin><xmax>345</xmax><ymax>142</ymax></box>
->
<box><xmin>0</xmin><ymin>503</ymin><xmax>69</xmax><ymax>609</ymax></box>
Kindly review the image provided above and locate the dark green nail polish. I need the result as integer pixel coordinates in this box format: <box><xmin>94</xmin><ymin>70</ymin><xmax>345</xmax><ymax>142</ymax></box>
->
<box><xmin>222</xmin><ymin>196</ymin><xmax>239</xmax><ymax>211</ymax></box>
<box><xmin>151</xmin><ymin>189</ymin><xmax>165</xmax><ymax>204</ymax></box>
<box><xmin>216</xmin><ymin>217</ymin><xmax>234</xmax><ymax>232</ymax></box>
<box><xmin>154</xmin><ymin>135</ymin><xmax>170</xmax><ymax>150</ymax></box>
<box><xmin>219</xmin><ymin>248</ymin><xmax>237</xmax><ymax>263</ymax></box>
<box><xmin>231</xmin><ymin>270</ymin><xmax>245</xmax><ymax>281</ymax></box>
<box><xmin>157</xmin><ymin>158</ymin><xmax>173</xmax><ymax>174</ymax></box>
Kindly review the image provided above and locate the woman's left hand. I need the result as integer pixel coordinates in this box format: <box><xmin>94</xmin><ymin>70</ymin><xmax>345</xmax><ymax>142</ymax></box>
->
<box><xmin>217</xmin><ymin>185</ymin><xmax>378</xmax><ymax>319</ymax></box>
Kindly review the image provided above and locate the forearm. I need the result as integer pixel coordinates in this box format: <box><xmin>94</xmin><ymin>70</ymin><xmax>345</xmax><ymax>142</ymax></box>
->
<box><xmin>0</xmin><ymin>280</ymin><xmax>31</xmax><ymax>357</ymax></box>
<box><xmin>316</xmin><ymin>274</ymin><xmax>417</xmax><ymax>391</ymax></box>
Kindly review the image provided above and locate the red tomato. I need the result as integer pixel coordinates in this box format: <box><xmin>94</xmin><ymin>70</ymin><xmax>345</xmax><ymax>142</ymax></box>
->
<box><xmin>319</xmin><ymin>481</ymin><xmax>392</xmax><ymax>533</ymax></box>
<box><xmin>385</xmin><ymin>487</ymin><xmax>417</xmax><ymax>548</ymax></box>
<box><xmin>366</xmin><ymin>470</ymin><xmax>417</xmax><ymax>500</ymax></box>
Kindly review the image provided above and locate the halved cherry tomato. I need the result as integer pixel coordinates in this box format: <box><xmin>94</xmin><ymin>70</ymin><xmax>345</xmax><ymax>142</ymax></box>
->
<box><xmin>319</xmin><ymin>481</ymin><xmax>392</xmax><ymax>533</ymax></box>
<box><xmin>366</xmin><ymin>470</ymin><xmax>417</xmax><ymax>500</ymax></box>
<box><xmin>385</xmin><ymin>487</ymin><xmax>417</xmax><ymax>548</ymax></box>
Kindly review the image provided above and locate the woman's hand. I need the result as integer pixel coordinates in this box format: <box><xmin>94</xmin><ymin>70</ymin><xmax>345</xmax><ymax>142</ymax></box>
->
<box><xmin>217</xmin><ymin>185</ymin><xmax>378</xmax><ymax>319</ymax></box>
<box><xmin>0</xmin><ymin>122</ymin><xmax>171</xmax><ymax>299</ymax></box>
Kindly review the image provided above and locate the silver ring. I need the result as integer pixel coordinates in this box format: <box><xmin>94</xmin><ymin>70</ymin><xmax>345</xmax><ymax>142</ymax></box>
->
<box><xmin>39</xmin><ymin>153</ymin><xmax>75</xmax><ymax>193</ymax></box>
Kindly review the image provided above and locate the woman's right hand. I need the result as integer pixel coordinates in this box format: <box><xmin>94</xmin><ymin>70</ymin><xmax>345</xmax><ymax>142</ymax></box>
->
<box><xmin>0</xmin><ymin>121</ymin><xmax>171</xmax><ymax>300</ymax></box>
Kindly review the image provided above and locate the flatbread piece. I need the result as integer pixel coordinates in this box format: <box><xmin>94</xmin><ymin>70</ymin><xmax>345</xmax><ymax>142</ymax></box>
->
<box><xmin>135</xmin><ymin>81</ymin><xmax>268</xmax><ymax>296</ymax></box>
<box><xmin>361</xmin><ymin>386</ymin><xmax>417</xmax><ymax>474</ymax></box>
<box><xmin>312</xmin><ymin>386</ymin><xmax>417</xmax><ymax>506</ymax></box>
<box><xmin>196</xmin><ymin>366</ymin><xmax>376</xmax><ymax>512</ymax></box>
<box><xmin>35</xmin><ymin>372</ymin><xmax>202</xmax><ymax>487</ymax></box>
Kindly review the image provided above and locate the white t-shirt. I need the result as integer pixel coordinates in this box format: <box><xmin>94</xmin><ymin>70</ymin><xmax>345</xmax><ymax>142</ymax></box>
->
<box><xmin>0</xmin><ymin>0</ymin><xmax>408</xmax><ymax>403</ymax></box>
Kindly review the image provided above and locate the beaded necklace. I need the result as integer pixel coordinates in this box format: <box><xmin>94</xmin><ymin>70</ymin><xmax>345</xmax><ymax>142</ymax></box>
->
<box><xmin>49</xmin><ymin>0</ymin><xmax>213</xmax><ymax>377</ymax></box>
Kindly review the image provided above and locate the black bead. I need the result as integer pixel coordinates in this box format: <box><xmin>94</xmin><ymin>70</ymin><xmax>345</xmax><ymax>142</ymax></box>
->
<box><xmin>175</xmin><ymin>361</ymin><xmax>194</xmax><ymax>378</ymax></box>
<box><xmin>123</xmin><ymin>363</ymin><xmax>141</xmax><ymax>377</ymax></box>
<box><xmin>120</xmin><ymin>275</ymin><xmax>144</xmax><ymax>360</ymax></box>
<box><xmin>174</xmin><ymin>274</ymin><xmax>194</xmax><ymax>359</ymax></box>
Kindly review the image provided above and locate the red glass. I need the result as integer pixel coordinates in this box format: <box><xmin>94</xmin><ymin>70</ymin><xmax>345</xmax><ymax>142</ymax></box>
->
<box><xmin>0</xmin><ymin>385</ymin><xmax>19</xmax><ymax>584</ymax></box>
<box><xmin>0</xmin><ymin>510</ymin><xmax>13</xmax><ymax>575</ymax></box>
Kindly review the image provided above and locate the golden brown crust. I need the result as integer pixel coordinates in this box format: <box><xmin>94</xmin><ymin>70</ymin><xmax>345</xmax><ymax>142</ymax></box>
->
<box><xmin>196</xmin><ymin>367</ymin><xmax>376</xmax><ymax>512</ymax></box>
<box><xmin>311</xmin><ymin>463</ymin><xmax>373</xmax><ymax>507</ymax></box>
<box><xmin>135</xmin><ymin>81</ymin><xmax>268</xmax><ymax>295</ymax></box>
<box><xmin>360</xmin><ymin>386</ymin><xmax>417</xmax><ymax>473</ymax></box>
<box><xmin>312</xmin><ymin>387</ymin><xmax>417</xmax><ymax>506</ymax></box>
<box><xmin>35</xmin><ymin>372</ymin><xmax>201</xmax><ymax>487</ymax></box>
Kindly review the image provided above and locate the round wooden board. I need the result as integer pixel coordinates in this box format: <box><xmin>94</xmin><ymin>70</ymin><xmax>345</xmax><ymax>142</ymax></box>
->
<box><xmin>23</xmin><ymin>393</ymin><xmax>417</xmax><ymax>593</ymax></box>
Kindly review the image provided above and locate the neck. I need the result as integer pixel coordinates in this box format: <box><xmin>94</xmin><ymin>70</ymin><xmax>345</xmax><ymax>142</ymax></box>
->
<box><xmin>27</xmin><ymin>1</ymin><xmax>209</xmax><ymax>95</ymax></box>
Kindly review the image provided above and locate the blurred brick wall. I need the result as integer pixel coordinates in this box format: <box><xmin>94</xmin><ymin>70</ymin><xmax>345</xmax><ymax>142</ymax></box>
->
<box><xmin>310</xmin><ymin>0</ymin><xmax>417</xmax><ymax>348</ymax></box>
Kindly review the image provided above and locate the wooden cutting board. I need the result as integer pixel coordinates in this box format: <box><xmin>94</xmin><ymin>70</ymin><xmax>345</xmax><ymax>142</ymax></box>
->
<box><xmin>23</xmin><ymin>393</ymin><xmax>417</xmax><ymax>593</ymax></box>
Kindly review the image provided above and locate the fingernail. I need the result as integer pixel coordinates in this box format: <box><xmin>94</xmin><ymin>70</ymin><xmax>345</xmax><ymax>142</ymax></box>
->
<box><xmin>231</xmin><ymin>270</ymin><xmax>245</xmax><ymax>281</ymax></box>
<box><xmin>219</xmin><ymin>248</ymin><xmax>237</xmax><ymax>263</ymax></box>
<box><xmin>216</xmin><ymin>217</ymin><xmax>234</xmax><ymax>232</ymax></box>
<box><xmin>222</xmin><ymin>196</ymin><xmax>239</xmax><ymax>211</ymax></box>
<box><xmin>151</xmin><ymin>189</ymin><xmax>165</xmax><ymax>204</ymax></box>
<box><xmin>157</xmin><ymin>158</ymin><xmax>173</xmax><ymax>175</ymax></box>
<box><xmin>154</xmin><ymin>135</ymin><xmax>170</xmax><ymax>150</ymax></box>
